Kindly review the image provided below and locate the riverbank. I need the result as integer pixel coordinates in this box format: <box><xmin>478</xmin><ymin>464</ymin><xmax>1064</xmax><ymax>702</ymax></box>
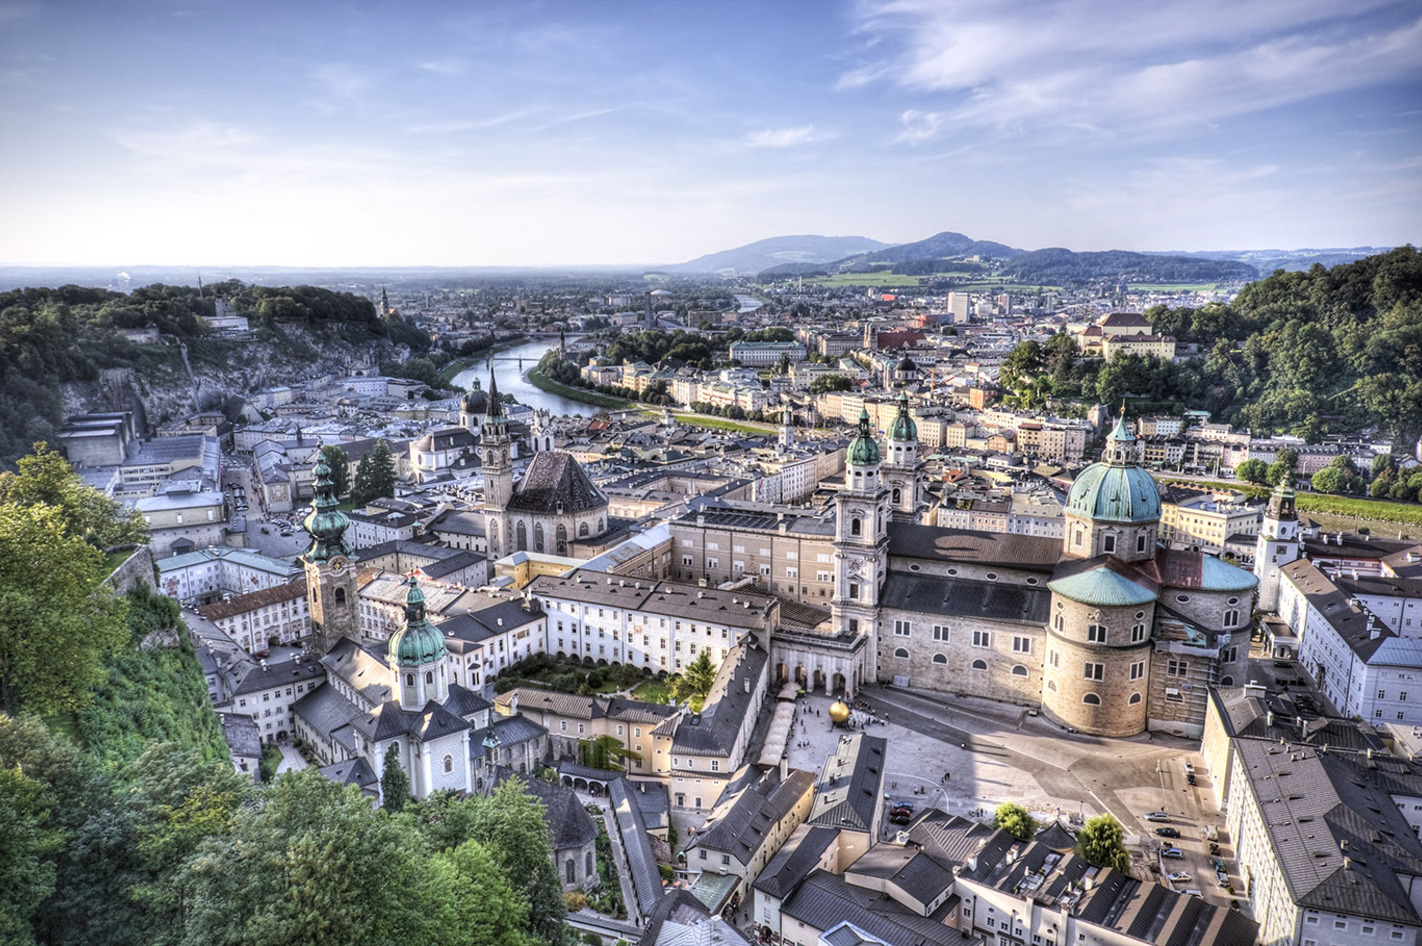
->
<box><xmin>526</xmin><ymin>366</ymin><xmax>636</xmax><ymax>410</ymax></box>
<box><xmin>437</xmin><ymin>336</ymin><xmax>528</xmax><ymax>383</ymax></box>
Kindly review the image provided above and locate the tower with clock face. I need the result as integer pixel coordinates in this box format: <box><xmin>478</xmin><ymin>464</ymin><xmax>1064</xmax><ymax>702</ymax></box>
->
<box><xmin>302</xmin><ymin>447</ymin><xmax>359</xmax><ymax>655</ymax></box>
<box><xmin>833</xmin><ymin>409</ymin><xmax>890</xmax><ymax>655</ymax></box>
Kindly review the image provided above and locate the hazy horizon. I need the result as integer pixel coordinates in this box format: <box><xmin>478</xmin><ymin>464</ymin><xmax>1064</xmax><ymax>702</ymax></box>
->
<box><xmin>3</xmin><ymin>1</ymin><xmax>1419</xmax><ymax>268</ymax></box>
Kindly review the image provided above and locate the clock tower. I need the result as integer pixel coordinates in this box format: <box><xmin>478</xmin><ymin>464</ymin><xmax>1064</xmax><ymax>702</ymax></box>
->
<box><xmin>832</xmin><ymin>408</ymin><xmax>889</xmax><ymax>674</ymax></box>
<box><xmin>302</xmin><ymin>447</ymin><xmax>358</xmax><ymax>655</ymax></box>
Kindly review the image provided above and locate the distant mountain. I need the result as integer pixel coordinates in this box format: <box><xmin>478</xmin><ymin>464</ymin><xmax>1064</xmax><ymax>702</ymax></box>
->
<box><xmin>1145</xmin><ymin>247</ymin><xmax>1394</xmax><ymax>273</ymax></box>
<box><xmin>669</xmin><ymin>235</ymin><xmax>890</xmax><ymax>275</ymax></box>
<box><xmin>1001</xmin><ymin>249</ymin><xmax>1257</xmax><ymax>284</ymax></box>
<box><xmin>853</xmin><ymin>230</ymin><xmax>1023</xmax><ymax>265</ymax></box>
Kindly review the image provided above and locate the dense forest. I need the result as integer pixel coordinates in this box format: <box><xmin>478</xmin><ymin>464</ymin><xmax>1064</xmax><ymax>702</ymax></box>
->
<box><xmin>997</xmin><ymin>247</ymin><xmax>1422</xmax><ymax>447</ymax></box>
<box><xmin>0</xmin><ymin>282</ymin><xmax>420</xmax><ymax>467</ymax></box>
<box><xmin>1000</xmin><ymin>248</ymin><xmax>1258</xmax><ymax>284</ymax></box>
<box><xmin>0</xmin><ymin>446</ymin><xmax>561</xmax><ymax>944</ymax></box>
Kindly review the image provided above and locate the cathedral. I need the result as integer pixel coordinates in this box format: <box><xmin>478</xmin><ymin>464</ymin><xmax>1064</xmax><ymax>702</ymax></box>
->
<box><xmin>783</xmin><ymin>404</ymin><xmax>1256</xmax><ymax>738</ymax></box>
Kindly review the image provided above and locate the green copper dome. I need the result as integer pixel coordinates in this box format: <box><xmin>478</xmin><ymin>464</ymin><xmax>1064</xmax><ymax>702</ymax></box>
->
<box><xmin>1064</xmin><ymin>413</ymin><xmax>1161</xmax><ymax>524</ymax></box>
<box><xmin>848</xmin><ymin>407</ymin><xmax>881</xmax><ymax>466</ymax></box>
<box><xmin>889</xmin><ymin>392</ymin><xmax>917</xmax><ymax>443</ymax></box>
<box><xmin>388</xmin><ymin>576</ymin><xmax>447</xmax><ymax>667</ymax></box>
<box><xmin>302</xmin><ymin>447</ymin><xmax>352</xmax><ymax>563</ymax></box>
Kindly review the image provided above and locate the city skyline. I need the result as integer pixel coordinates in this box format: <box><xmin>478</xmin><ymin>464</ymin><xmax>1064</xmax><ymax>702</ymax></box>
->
<box><xmin>2</xmin><ymin>0</ymin><xmax>1419</xmax><ymax>267</ymax></box>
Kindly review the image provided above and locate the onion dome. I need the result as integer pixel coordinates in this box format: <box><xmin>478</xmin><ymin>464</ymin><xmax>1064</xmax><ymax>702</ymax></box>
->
<box><xmin>1064</xmin><ymin>412</ymin><xmax>1160</xmax><ymax>524</ymax></box>
<box><xmin>302</xmin><ymin>447</ymin><xmax>352</xmax><ymax>563</ymax></box>
<box><xmin>889</xmin><ymin>391</ymin><xmax>917</xmax><ymax>443</ymax></box>
<box><xmin>388</xmin><ymin>576</ymin><xmax>447</xmax><ymax>667</ymax></box>
<box><xmin>848</xmin><ymin>407</ymin><xmax>881</xmax><ymax>466</ymax></box>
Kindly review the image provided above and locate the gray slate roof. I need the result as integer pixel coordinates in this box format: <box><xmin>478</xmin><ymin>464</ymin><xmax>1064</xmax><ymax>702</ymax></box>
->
<box><xmin>690</xmin><ymin>765</ymin><xmax>815</xmax><ymax>869</ymax></box>
<box><xmin>509</xmin><ymin>450</ymin><xmax>608</xmax><ymax>514</ymax></box>
<box><xmin>672</xmin><ymin>641</ymin><xmax>768</xmax><ymax>756</ymax></box>
<box><xmin>887</xmin><ymin>521</ymin><xmax>1061</xmax><ymax>572</ymax></box>
<box><xmin>881</xmin><ymin>572</ymin><xmax>1051</xmax><ymax>625</ymax></box>
<box><xmin>808</xmin><ymin>732</ymin><xmax>887</xmax><ymax>833</ymax></box>
<box><xmin>753</xmin><ymin>824</ymin><xmax>840</xmax><ymax>899</ymax></box>
<box><xmin>782</xmin><ymin>869</ymin><xmax>976</xmax><ymax>946</ymax></box>
<box><xmin>609</xmin><ymin>776</ymin><xmax>665</xmax><ymax>915</ymax></box>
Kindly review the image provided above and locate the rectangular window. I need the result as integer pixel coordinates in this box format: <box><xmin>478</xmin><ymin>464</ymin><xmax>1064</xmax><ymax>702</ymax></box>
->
<box><xmin>848</xmin><ymin>583</ymin><xmax>859</xmax><ymax>600</ymax></box>
<box><xmin>1102</xmin><ymin>535</ymin><xmax>1116</xmax><ymax>553</ymax></box>
<box><xmin>1013</xmin><ymin>636</ymin><xmax>1031</xmax><ymax>654</ymax></box>
<box><xmin>1130</xmin><ymin>661</ymin><xmax>1144</xmax><ymax>680</ymax></box>
<box><xmin>933</xmin><ymin>625</ymin><xmax>949</xmax><ymax>642</ymax></box>
<box><xmin>1049</xmin><ymin>650</ymin><xmax>1059</xmax><ymax>668</ymax></box>
<box><xmin>894</xmin><ymin>620</ymin><xmax>911</xmax><ymax>637</ymax></box>
<box><xmin>973</xmin><ymin>631</ymin><xmax>991</xmax><ymax>648</ymax></box>
<box><xmin>1083</xmin><ymin>662</ymin><xmax>1104</xmax><ymax>680</ymax></box>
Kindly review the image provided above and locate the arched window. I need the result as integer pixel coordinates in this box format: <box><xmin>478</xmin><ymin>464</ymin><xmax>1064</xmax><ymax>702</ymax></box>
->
<box><xmin>1047</xmin><ymin>680</ymin><xmax>1057</xmax><ymax>692</ymax></box>
<box><xmin>1083</xmin><ymin>693</ymin><xmax>1101</xmax><ymax>705</ymax></box>
<box><xmin>1221</xmin><ymin>675</ymin><xmax>1234</xmax><ymax>686</ymax></box>
<box><xmin>1012</xmin><ymin>665</ymin><xmax>1028</xmax><ymax>676</ymax></box>
<box><xmin>1087</xmin><ymin>624</ymin><xmax>1107</xmax><ymax>643</ymax></box>
<box><xmin>565</xmin><ymin>859</ymin><xmax>575</xmax><ymax>884</ymax></box>
<box><xmin>851</xmin><ymin>518</ymin><xmax>862</xmax><ymax>536</ymax></box>
<box><xmin>892</xmin><ymin>488</ymin><xmax>902</xmax><ymax>505</ymax></box>
<box><xmin>971</xmin><ymin>659</ymin><xmax>987</xmax><ymax>670</ymax></box>
<box><xmin>894</xmin><ymin>648</ymin><xmax>909</xmax><ymax>659</ymax></box>
<box><xmin>425</xmin><ymin>671</ymin><xmax>433</xmax><ymax>685</ymax></box>
<box><xmin>406</xmin><ymin>673</ymin><xmax>414</xmax><ymax>686</ymax></box>
<box><xmin>556</xmin><ymin>524</ymin><xmax>568</xmax><ymax>557</ymax></box>
<box><xmin>1132</xmin><ymin>623</ymin><xmax>1147</xmax><ymax>642</ymax></box>
<box><xmin>534</xmin><ymin>523</ymin><xmax>545</xmax><ymax>553</ymax></box>
<box><xmin>488</xmin><ymin>519</ymin><xmax>500</xmax><ymax>549</ymax></box>
<box><xmin>443</xmin><ymin>755</ymin><xmax>453</xmax><ymax>773</ymax></box>
<box><xmin>586</xmin><ymin>850</ymin><xmax>594</xmax><ymax>877</ymax></box>
<box><xmin>334</xmin><ymin>587</ymin><xmax>346</xmax><ymax>605</ymax></box>
<box><xmin>1223</xmin><ymin>609</ymin><xmax>1239</xmax><ymax>628</ymax></box>
<box><xmin>932</xmin><ymin>653</ymin><xmax>947</xmax><ymax>664</ymax></box>
<box><xmin>516</xmin><ymin>520</ymin><xmax>527</xmax><ymax>551</ymax></box>
<box><xmin>1055</xmin><ymin>614</ymin><xmax>1065</xmax><ymax>631</ymax></box>
<box><xmin>597</xmin><ymin>518</ymin><xmax>604</xmax><ymax>533</ymax></box>
<box><xmin>579</xmin><ymin>521</ymin><xmax>589</xmax><ymax>537</ymax></box>
<box><xmin>1128</xmin><ymin>692</ymin><xmax>1142</xmax><ymax>705</ymax></box>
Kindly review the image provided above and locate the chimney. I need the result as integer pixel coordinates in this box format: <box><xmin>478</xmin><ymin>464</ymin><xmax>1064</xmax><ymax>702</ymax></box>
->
<box><xmin>780</xmin><ymin>756</ymin><xmax>788</xmax><ymax>781</ymax></box>
<box><xmin>511</xmin><ymin>692</ymin><xmax>519</xmax><ymax>714</ymax></box>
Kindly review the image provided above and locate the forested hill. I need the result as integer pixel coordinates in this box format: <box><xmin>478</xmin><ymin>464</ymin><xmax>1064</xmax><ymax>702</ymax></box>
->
<box><xmin>1137</xmin><ymin>245</ymin><xmax>1422</xmax><ymax>442</ymax></box>
<box><xmin>1002</xmin><ymin>248</ymin><xmax>1258</xmax><ymax>284</ymax></box>
<box><xmin>0</xmin><ymin>282</ymin><xmax>419</xmax><ymax>467</ymax></box>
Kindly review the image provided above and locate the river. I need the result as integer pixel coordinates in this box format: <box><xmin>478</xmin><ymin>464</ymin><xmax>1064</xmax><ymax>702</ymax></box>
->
<box><xmin>736</xmin><ymin>293</ymin><xmax>763</xmax><ymax>313</ymax></box>
<box><xmin>449</xmin><ymin>337</ymin><xmax>596</xmax><ymax>417</ymax></box>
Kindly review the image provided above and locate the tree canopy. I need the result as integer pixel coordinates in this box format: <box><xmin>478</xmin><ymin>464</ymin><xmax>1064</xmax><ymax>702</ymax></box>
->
<box><xmin>993</xmin><ymin>802</ymin><xmax>1037</xmax><ymax>842</ymax></box>
<box><xmin>1077</xmin><ymin>813</ymin><xmax>1131</xmax><ymax>872</ymax></box>
<box><xmin>352</xmin><ymin>439</ymin><xmax>397</xmax><ymax>506</ymax></box>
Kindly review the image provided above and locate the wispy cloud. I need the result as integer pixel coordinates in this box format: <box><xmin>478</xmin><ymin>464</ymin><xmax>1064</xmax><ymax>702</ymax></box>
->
<box><xmin>406</xmin><ymin>110</ymin><xmax>537</xmax><ymax>135</ymax></box>
<box><xmin>845</xmin><ymin>0</ymin><xmax>1422</xmax><ymax>140</ymax></box>
<box><xmin>745</xmin><ymin>125</ymin><xmax>825</xmax><ymax>148</ymax></box>
<box><xmin>895</xmin><ymin>110</ymin><xmax>943</xmax><ymax>143</ymax></box>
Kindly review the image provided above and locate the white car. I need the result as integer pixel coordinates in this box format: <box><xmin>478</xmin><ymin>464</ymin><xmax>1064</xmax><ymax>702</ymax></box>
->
<box><xmin>1168</xmin><ymin>871</ymin><xmax>1192</xmax><ymax>883</ymax></box>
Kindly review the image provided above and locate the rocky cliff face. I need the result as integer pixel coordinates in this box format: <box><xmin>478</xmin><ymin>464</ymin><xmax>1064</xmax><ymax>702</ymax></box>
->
<box><xmin>62</xmin><ymin>322</ymin><xmax>399</xmax><ymax>432</ymax></box>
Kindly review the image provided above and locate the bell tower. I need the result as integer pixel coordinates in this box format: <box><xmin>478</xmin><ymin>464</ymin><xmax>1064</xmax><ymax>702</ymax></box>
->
<box><xmin>833</xmin><ymin>409</ymin><xmax>889</xmax><ymax>680</ymax></box>
<box><xmin>302</xmin><ymin>447</ymin><xmax>357</xmax><ymax>654</ymax></box>
<box><xmin>1254</xmin><ymin>482</ymin><xmax>1299</xmax><ymax>611</ymax></box>
<box><xmin>481</xmin><ymin>369</ymin><xmax>513</xmax><ymax>559</ymax></box>
<box><xmin>881</xmin><ymin>392</ymin><xmax>922</xmax><ymax>521</ymax></box>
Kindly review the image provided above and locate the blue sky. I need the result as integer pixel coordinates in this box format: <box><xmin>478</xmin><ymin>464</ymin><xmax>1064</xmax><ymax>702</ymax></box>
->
<box><xmin>1</xmin><ymin>0</ymin><xmax>1418</xmax><ymax>266</ymax></box>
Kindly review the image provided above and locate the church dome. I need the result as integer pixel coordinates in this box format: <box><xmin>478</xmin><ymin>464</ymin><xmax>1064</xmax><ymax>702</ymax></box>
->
<box><xmin>848</xmin><ymin>407</ymin><xmax>881</xmax><ymax>466</ymax></box>
<box><xmin>461</xmin><ymin>385</ymin><xmax>488</xmax><ymax>414</ymax></box>
<box><xmin>1064</xmin><ymin>414</ymin><xmax>1160</xmax><ymax>524</ymax></box>
<box><xmin>302</xmin><ymin>448</ymin><xmax>351</xmax><ymax>563</ymax></box>
<box><xmin>889</xmin><ymin>393</ymin><xmax>917</xmax><ymax>442</ymax></box>
<box><xmin>895</xmin><ymin>355</ymin><xmax>917</xmax><ymax>372</ymax></box>
<box><xmin>388</xmin><ymin>576</ymin><xmax>447</xmax><ymax>667</ymax></box>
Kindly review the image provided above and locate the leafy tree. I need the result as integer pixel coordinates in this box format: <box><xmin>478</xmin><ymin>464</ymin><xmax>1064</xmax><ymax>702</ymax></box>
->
<box><xmin>319</xmin><ymin>444</ymin><xmax>351</xmax><ymax>498</ymax></box>
<box><xmin>1235</xmin><ymin>459</ymin><xmax>1268</xmax><ymax>484</ymax></box>
<box><xmin>671</xmin><ymin>651</ymin><xmax>718</xmax><ymax>708</ymax></box>
<box><xmin>0</xmin><ymin>501</ymin><xmax>128</xmax><ymax>715</ymax></box>
<box><xmin>1266</xmin><ymin>458</ymin><xmax>1294</xmax><ymax>487</ymax></box>
<box><xmin>1077</xmin><ymin>813</ymin><xmax>1130</xmax><ymax>872</ymax></box>
<box><xmin>0</xmin><ymin>442</ymin><xmax>147</xmax><ymax>550</ymax></box>
<box><xmin>0</xmin><ymin>763</ymin><xmax>62</xmax><ymax>944</ymax></box>
<box><xmin>809</xmin><ymin>375</ymin><xmax>852</xmax><ymax>395</ymax></box>
<box><xmin>180</xmin><ymin>769</ymin><xmax>433</xmax><ymax>946</ymax></box>
<box><xmin>351</xmin><ymin>439</ymin><xmax>397</xmax><ymax>506</ymax></box>
<box><xmin>993</xmin><ymin>802</ymin><xmax>1037</xmax><ymax>841</ymax></box>
<box><xmin>382</xmin><ymin>744</ymin><xmax>410</xmax><ymax>812</ymax></box>
<box><xmin>1372</xmin><ymin>453</ymin><xmax>1395</xmax><ymax>477</ymax></box>
<box><xmin>1311</xmin><ymin>467</ymin><xmax>1344</xmax><ymax>494</ymax></box>
<box><xmin>422</xmin><ymin>840</ymin><xmax>531</xmax><ymax>946</ymax></box>
<box><xmin>999</xmin><ymin>340</ymin><xmax>1044</xmax><ymax>393</ymax></box>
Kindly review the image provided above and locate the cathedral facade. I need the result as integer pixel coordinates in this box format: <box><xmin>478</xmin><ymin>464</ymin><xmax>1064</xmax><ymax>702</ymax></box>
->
<box><xmin>783</xmin><ymin>409</ymin><xmax>1257</xmax><ymax>738</ymax></box>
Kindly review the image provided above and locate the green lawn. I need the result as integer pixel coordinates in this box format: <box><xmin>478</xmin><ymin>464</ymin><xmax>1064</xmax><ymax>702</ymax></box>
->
<box><xmin>667</xmin><ymin>412</ymin><xmax>775</xmax><ymax>435</ymax></box>
<box><xmin>103</xmin><ymin>548</ymin><xmax>137</xmax><ymax>574</ymax></box>
<box><xmin>630</xmin><ymin>680</ymin><xmax>673</xmax><ymax>705</ymax></box>
<box><xmin>1159</xmin><ymin>477</ymin><xmax>1422</xmax><ymax>528</ymax></box>
<box><xmin>803</xmin><ymin>272</ymin><xmax>928</xmax><ymax>287</ymax></box>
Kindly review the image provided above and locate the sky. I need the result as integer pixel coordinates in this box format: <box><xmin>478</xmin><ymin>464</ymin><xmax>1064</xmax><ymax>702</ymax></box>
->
<box><xmin>1</xmin><ymin>0</ymin><xmax>1419</xmax><ymax>267</ymax></box>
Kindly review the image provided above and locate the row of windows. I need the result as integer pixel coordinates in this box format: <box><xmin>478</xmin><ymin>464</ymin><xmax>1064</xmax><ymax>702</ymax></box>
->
<box><xmin>890</xmin><ymin>649</ymin><xmax>1030</xmax><ymax>675</ymax></box>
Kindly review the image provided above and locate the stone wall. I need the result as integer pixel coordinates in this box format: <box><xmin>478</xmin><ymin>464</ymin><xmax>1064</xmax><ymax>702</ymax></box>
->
<box><xmin>105</xmin><ymin>544</ymin><xmax>156</xmax><ymax>595</ymax></box>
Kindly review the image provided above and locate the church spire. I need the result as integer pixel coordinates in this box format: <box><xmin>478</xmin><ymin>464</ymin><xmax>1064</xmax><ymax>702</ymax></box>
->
<box><xmin>486</xmin><ymin>368</ymin><xmax>504</xmax><ymax>420</ymax></box>
<box><xmin>302</xmin><ymin>446</ymin><xmax>351</xmax><ymax>563</ymax></box>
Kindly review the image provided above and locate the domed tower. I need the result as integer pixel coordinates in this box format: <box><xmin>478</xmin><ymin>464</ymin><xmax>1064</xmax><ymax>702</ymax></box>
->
<box><xmin>778</xmin><ymin>406</ymin><xmax>795</xmax><ymax>454</ymax></box>
<box><xmin>1254</xmin><ymin>481</ymin><xmax>1300</xmax><ymax>611</ymax></box>
<box><xmin>387</xmin><ymin>576</ymin><xmax>450</xmax><ymax>710</ymax></box>
<box><xmin>1062</xmin><ymin>412</ymin><xmax>1160</xmax><ymax>561</ymax></box>
<box><xmin>1041</xmin><ymin>567</ymin><xmax>1156</xmax><ymax>736</ymax></box>
<box><xmin>834</xmin><ymin>408</ymin><xmax>889</xmax><ymax>692</ymax></box>
<box><xmin>480</xmin><ymin>370</ymin><xmax>513</xmax><ymax>559</ymax></box>
<box><xmin>882</xmin><ymin>392</ymin><xmax>922</xmax><ymax>521</ymax></box>
<box><xmin>302</xmin><ymin>448</ymin><xmax>358</xmax><ymax>654</ymax></box>
<box><xmin>459</xmin><ymin>379</ymin><xmax>488</xmax><ymax>435</ymax></box>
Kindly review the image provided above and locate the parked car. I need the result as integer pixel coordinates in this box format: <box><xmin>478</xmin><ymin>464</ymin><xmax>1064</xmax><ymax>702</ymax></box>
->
<box><xmin>1216</xmin><ymin>869</ymin><xmax>1230</xmax><ymax>886</ymax></box>
<box><xmin>1161</xmin><ymin>848</ymin><xmax>1184</xmax><ymax>859</ymax></box>
<box><xmin>889</xmin><ymin>811</ymin><xmax>912</xmax><ymax>825</ymax></box>
<box><xmin>1183</xmin><ymin>889</ymin><xmax>1203</xmax><ymax>898</ymax></box>
<box><xmin>1145</xmin><ymin>812</ymin><xmax>1171</xmax><ymax>822</ymax></box>
<box><xmin>1167</xmin><ymin>871</ymin><xmax>1192</xmax><ymax>883</ymax></box>
<box><xmin>1187</xmin><ymin>774</ymin><xmax>1197</xmax><ymax>786</ymax></box>
<box><xmin>1211</xmin><ymin>859</ymin><xmax>1226</xmax><ymax>872</ymax></box>
<box><xmin>1155</xmin><ymin>827</ymin><xmax>1180</xmax><ymax>838</ymax></box>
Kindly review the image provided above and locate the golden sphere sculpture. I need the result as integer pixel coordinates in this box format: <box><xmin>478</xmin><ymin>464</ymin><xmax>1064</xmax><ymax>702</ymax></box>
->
<box><xmin>828</xmin><ymin>700</ymin><xmax>851</xmax><ymax>725</ymax></box>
